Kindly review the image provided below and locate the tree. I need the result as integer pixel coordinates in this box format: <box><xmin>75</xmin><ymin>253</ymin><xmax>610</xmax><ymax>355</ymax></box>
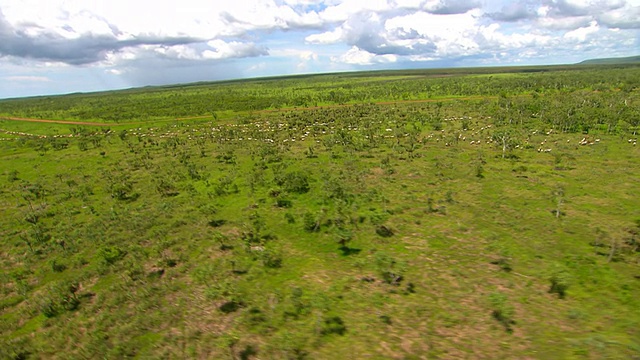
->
<box><xmin>492</xmin><ymin>129</ymin><xmax>519</xmax><ymax>159</ymax></box>
<box><xmin>551</xmin><ymin>185</ymin><xmax>565</xmax><ymax>219</ymax></box>
<box><xmin>103</xmin><ymin>170</ymin><xmax>136</xmax><ymax>200</ymax></box>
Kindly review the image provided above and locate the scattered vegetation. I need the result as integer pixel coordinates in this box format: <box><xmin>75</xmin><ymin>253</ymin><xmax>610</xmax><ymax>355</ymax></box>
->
<box><xmin>0</xmin><ymin>64</ymin><xmax>639</xmax><ymax>358</ymax></box>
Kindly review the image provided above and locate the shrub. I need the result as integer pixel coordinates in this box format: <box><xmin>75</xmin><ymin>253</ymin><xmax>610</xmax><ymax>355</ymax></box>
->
<box><xmin>213</xmin><ymin>175</ymin><xmax>238</xmax><ymax>196</ymax></box>
<box><xmin>549</xmin><ymin>266</ymin><xmax>572</xmax><ymax>299</ymax></box>
<box><xmin>268</xmin><ymin>188</ymin><xmax>281</xmax><ymax>197</ymax></box>
<box><xmin>186</xmin><ymin>163</ymin><xmax>203</xmax><ymax>180</ymax></box>
<box><xmin>245</xmin><ymin>307</ymin><xmax>267</xmax><ymax>327</ymax></box>
<box><xmin>77</xmin><ymin>139</ymin><xmax>89</xmax><ymax>151</ymax></box>
<box><xmin>375</xmin><ymin>225</ymin><xmax>394</xmax><ymax>238</ymax></box>
<box><xmin>321</xmin><ymin>316</ymin><xmax>347</xmax><ymax>336</ymax></box>
<box><xmin>375</xmin><ymin>252</ymin><xmax>405</xmax><ymax>285</ymax></box>
<box><xmin>39</xmin><ymin>281</ymin><xmax>81</xmax><ymax>317</ymax></box>
<box><xmin>60</xmin><ymin>285</ymin><xmax>81</xmax><ymax>311</ymax></box>
<box><xmin>404</xmin><ymin>282</ymin><xmax>416</xmax><ymax>294</ymax></box>
<box><xmin>217</xmin><ymin>150</ymin><xmax>236</xmax><ymax>164</ymax></box>
<box><xmin>284</xmin><ymin>287</ymin><xmax>309</xmax><ymax>319</ymax></box>
<box><xmin>50</xmin><ymin>138</ymin><xmax>69</xmax><ymax>150</ymax></box>
<box><xmin>98</xmin><ymin>246</ymin><xmax>126</xmax><ymax>265</ymax></box>
<box><xmin>284</xmin><ymin>212</ymin><xmax>296</xmax><ymax>224</ymax></box>
<box><xmin>489</xmin><ymin>292</ymin><xmax>515</xmax><ymax>333</ymax></box>
<box><xmin>199</xmin><ymin>203</ymin><xmax>218</xmax><ymax>215</ymax></box>
<box><xmin>7</xmin><ymin>170</ymin><xmax>19</xmax><ymax>182</ymax></box>
<box><xmin>104</xmin><ymin>172</ymin><xmax>135</xmax><ymax>200</ymax></box>
<box><xmin>219</xmin><ymin>300</ymin><xmax>244</xmax><ymax>314</ymax></box>
<box><xmin>208</xmin><ymin>219</ymin><xmax>227</xmax><ymax>227</ymax></box>
<box><xmin>260</xmin><ymin>248</ymin><xmax>283</xmax><ymax>269</ymax></box>
<box><xmin>490</xmin><ymin>257</ymin><xmax>513</xmax><ymax>272</ymax></box>
<box><xmin>369</xmin><ymin>211</ymin><xmax>389</xmax><ymax>225</ymax></box>
<box><xmin>275</xmin><ymin>198</ymin><xmax>293</xmax><ymax>208</ymax></box>
<box><xmin>490</xmin><ymin>249</ymin><xmax>513</xmax><ymax>272</ymax></box>
<box><xmin>50</xmin><ymin>258</ymin><xmax>67</xmax><ymax>273</ymax></box>
<box><xmin>282</xmin><ymin>171</ymin><xmax>310</xmax><ymax>194</ymax></box>
<box><xmin>445</xmin><ymin>190</ymin><xmax>455</xmax><ymax>203</ymax></box>
<box><xmin>154</xmin><ymin>177</ymin><xmax>179</xmax><ymax>197</ymax></box>
<box><xmin>336</xmin><ymin>228</ymin><xmax>353</xmax><ymax>248</ymax></box>
<box><xmin>303</xmin><ymin>212</ymin><xmax>319</xmax><ymax>232</ymax></box>
<box><xmin>39</xmin><ymin>296</ymin><xmax>59</xmax><ymax>318</ymax></box>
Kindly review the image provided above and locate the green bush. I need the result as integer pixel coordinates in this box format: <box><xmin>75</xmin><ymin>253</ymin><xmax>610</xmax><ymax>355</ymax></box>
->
<box><xmin>98</xmin><ymin>246</ymin><xmax>126</xmax><ymax>265</ymax></box>
<box><xmin>321</xmin><ymin>316</ymin><xmax>347</xmax><ymax>336</ymax></box>
<box><xmin>549</xmin><ymin>266</ymin><xmax>572</xmax><ymax>299</ymax></box>
<box><xmin>154</xmin><ymin>178</ymin><xmax>179</xmax><ymax>197</ymax></box>
<box><xmin>284</xmin><ymin>212</ymin><xmax>296</xmax><ymax>224</ymax></box>
<box><xmin>50</xmin><ymin>258</ymin><xmax>67</xmax><ymax>273</ymax></box>
<box><xmin>282</xmin><ymin>171</ymin><xmax>310</xmax><ymax>194</ymax></box>
<box><xmin>489</xmin><ymin>292</ymin><xmax>515</xmax><ymax>333</ymax></box>
<box><xmin>6</xmin><ymin>169</ymin><xmax>19</xmax><ymax>182</ymax></box>
<box><xmin>275</xmin><ymin>198</ymin><xmax>293</xmax><ymax>208</ymax></box>
<box><xmin>39</xmin><ymin>296</ymin><xmax>59</xmax><ymax>318</ymax></box>
<box><xmin>375</xmin><ymin>225</ymin><xmax>394</xmax><ymax>237</ymax></box>
<box><xmin>375</xmin><ymin>252</ymin><xmax>405</xmax><ymax>285</ymax></box>
<box><xmin>260</xmin><ymin>248</ymin><xmax>283</xmax><ymax>269</ymax></box>
<box><xmin>104</xmin><ymin>172</ymin><xmax>135</xmax><ymax>200</ymax></box>
<box><xmin>303</xmin><ymin>212</ymin><xmax>319</xmax><ymax>232</ymax></box>
<box><xmin>39</xmin><ymin>281</ymin><xmax>81</xmax><ymax>318</ymax></box>
<box><xmin>208</xmin><ymin>219</ymin><xmax>227</xmax><ymax>227</ymax></box>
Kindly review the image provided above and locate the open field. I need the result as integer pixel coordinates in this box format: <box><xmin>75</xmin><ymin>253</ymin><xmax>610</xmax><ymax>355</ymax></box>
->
<box><xmin>1</xmin><ymin>64</ymin><xmax>639</xmax><ymax>359</ymax></box>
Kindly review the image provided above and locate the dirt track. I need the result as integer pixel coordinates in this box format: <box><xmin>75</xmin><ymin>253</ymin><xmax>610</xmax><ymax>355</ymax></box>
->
<box><xmin>1</xmin><ymin>95</ymin><xmax>510</xmax><ymax>126</ymax></box>
<box><xmin>0</xmin><ymin>116</ymin><xmax>113</xmax><ymax>126</ymax></box>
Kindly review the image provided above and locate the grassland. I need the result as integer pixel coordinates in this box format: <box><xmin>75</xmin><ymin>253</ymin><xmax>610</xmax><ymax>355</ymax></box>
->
<box><xmin>1</xmin><ymin>64</ymin><xmax>639</xmax><ymax>359</ymax></box>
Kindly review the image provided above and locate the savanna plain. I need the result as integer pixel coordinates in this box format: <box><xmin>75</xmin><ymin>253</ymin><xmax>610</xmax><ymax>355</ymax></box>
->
<box><xmin>0</xmin><ymin>64</ymin><xmax>639</xmax><ymax>359</ymax></box>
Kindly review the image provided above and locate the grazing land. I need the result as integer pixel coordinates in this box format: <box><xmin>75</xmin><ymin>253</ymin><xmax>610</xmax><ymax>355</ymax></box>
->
<box><xmin>1</xmin><ymin>64</ymin><xmax>639</xmax><ymax>359</ymax></box>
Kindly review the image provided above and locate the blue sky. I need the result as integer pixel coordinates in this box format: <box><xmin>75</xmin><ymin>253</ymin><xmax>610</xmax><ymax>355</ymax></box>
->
<box><xmin>0</xmin><ymin>0</ymin><xmax>639</xmax><ymax>99</ymax></box>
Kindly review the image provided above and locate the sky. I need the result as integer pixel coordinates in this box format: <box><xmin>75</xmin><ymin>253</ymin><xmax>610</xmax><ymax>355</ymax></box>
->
<box><xmin>0</xmin><ymin>0</ymin><xmax>638</xmax><ymax>99</ymax></box>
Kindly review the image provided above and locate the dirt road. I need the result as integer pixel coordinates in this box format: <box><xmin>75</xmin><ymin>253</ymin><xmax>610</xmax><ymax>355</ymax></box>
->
<box><xmin>1</xmin><ymin>94</ymin><xmax>512</xmax><ymax>126</ymax></box>
<box><xmin>0</xmin><ymin>116</ymin><xmax>113</xmax><ymax>126</ymax></box>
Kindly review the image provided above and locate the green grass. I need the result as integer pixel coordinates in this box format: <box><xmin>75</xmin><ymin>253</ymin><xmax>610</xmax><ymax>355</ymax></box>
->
<box><xmin>0</xmin><ymin>65</ymin><xmax>639</xmax><ymax>359</ymax></box>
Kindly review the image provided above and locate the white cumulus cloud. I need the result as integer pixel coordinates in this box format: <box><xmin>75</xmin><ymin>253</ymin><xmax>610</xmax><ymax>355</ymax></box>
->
<box><xmin>333</xmin><ymin>46</ymin><xmax>398</xmax><ymax>65</ymax></box>
<box><xmin>1</xmin><ymin>0</ymin><xmax>639</xmax><ymax>98</ymax></box>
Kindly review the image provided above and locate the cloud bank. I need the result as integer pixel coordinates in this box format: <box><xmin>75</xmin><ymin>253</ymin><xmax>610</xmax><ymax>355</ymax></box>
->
<box><xmin>0</xmin><ymin>0</ymin><xmax>638</xmax><ymax>97</ymax></box>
